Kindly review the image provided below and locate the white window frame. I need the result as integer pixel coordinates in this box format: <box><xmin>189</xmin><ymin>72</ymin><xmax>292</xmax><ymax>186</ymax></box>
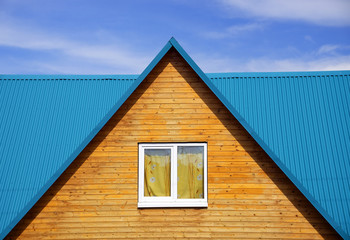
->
<box><xmin>138</xmin><ymin>143</ymin><xmax>208</xmax><ymax>208</ymax></box>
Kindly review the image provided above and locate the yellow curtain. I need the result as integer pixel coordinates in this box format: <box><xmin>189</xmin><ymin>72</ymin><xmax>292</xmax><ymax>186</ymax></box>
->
<box><xmin>177</xmin><ymin>147</ymin><xmax>204</xmax><ymax>199</ymax></box>
<box><xmin>144</xmin><ymin>150</ymin><xmax>170</xmax><ymax>197</ymax></box>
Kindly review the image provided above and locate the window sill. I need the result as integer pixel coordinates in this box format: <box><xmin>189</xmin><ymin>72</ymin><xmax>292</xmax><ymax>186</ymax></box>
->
<box><xmin>138</xmin><ymin>201</ymin><xmax>208</xmax><ymax>208</ymax></box>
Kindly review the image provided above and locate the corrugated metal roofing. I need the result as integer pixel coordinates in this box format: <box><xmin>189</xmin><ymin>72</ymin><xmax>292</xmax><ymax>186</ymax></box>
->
<box><xmin>0</xmin><ymin>75</ymin><xmax>138</xmax><ymax>239</ymax></box>
<box><xmin>207</xmin><ymin>71</ymin><xmax>350</xmax><ymax>239</ymax></box>
<box><xmin>0</xmin><ymin>38</ymin><xmax>349</xmax><ymax>239</ymax></box>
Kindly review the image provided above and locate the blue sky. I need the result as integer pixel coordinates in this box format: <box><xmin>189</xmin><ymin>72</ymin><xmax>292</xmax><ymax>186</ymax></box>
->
<box><xmin>0</xmin><ymin>0</ymin><xmax>349</xmax><ymax>74</ymax></box>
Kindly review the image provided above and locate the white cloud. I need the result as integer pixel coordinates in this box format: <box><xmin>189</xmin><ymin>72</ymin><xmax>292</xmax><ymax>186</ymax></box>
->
<box><xmin>304</xmin><ymin>35</ymin><xmax>314</xmax><ymax>43</ymax></box>
<box><xmin>203</xmin><ymin>22</ymin><xmax>264</xmax><ymax>39</ymax></box>
<box><xmin>316</xmin><ymin>44</ymin><xmax>350</xmax><ymax>56</ymax></box>
<box><xmin>220</xmin><ymin>0</ymin><xmax>350</xmax><ymax>26</ymax></box>
<box><xmin>317</xmin><ymin>44</ymin><xmax>340</xmax><ymax>55</ymax></box>
<box><xmin>243</xmin><ymin>55</ymin><xmax>350</xmax><ymax>72</ymax></box>
<box><xmin>0</xmin><ymin>17</ymin><xmax>150</xmax><ymax>74</ymax></box>
<box><xmin>195</xmin><ymin>52</ymin><xmax>350</xmax><ymax>73</ymax></box>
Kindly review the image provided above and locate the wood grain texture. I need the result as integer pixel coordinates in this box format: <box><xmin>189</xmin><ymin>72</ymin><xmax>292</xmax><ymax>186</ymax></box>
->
<box><xmin>6</xmin><ymin>48</ymin><xmax>340</xmax><ymax>239</ymax></box>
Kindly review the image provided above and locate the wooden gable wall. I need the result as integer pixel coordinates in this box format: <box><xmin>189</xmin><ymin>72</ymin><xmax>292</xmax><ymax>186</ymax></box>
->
<box><xmin>6</xmin><ymin>48</ymin><xmax>340</xmax><ymax>239</ymax></box>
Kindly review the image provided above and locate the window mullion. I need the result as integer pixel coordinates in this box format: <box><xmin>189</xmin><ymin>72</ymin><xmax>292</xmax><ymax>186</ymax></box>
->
<box><xmin>172</xmin><ymin>145</ymin><xmax>177</xmax><ymax>201</ymax></box>
<box><xmin>204</xmin><ymin>144</ymin><xmax>208</xmax><ymax>203</ymax></box>
<box><xmin>139</xmin><ymin>146</ymin><xmax>145</xmax><ymax>203</ymax></box>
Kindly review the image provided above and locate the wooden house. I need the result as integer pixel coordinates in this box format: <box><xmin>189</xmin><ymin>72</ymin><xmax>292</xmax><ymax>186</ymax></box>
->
<box><xmin>0</xmin><ymin>38</ymin><xmax>349</xmax><ymax>239</ymax></box>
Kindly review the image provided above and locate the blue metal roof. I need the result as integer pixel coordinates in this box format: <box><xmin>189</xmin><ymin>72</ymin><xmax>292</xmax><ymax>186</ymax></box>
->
<box><xmin>207</xmin><ymin>71</ymin><xmax>350</xmax><ymax>239</ymax></box>
<box><xmin>0</xmin><ymin>38</ymin><xmax>349</xmax><ymax>239</ymax></box>
<box><xmin>0</xmin><ymin>75</ymin><xmax>138</xmax><ymax>239</ymax></box>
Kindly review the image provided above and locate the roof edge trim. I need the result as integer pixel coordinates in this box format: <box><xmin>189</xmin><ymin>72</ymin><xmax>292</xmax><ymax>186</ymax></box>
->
<box><xmin>1</xmin><ymin>40</ymin><xmax>175</xmax><ymax>239</ymax></box>
<box><xmin>169</xmin><ymin>38</ymin><xmax>348</xmax><ymax>239</ymax></box>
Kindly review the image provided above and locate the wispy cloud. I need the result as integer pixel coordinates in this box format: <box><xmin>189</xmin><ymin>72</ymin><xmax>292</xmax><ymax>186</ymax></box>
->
<box><xmin>304</xmin><ymin>35</ymin><xmax>314</xmax><ymax>43</ymax></box>
<box><xmin>195</xmin><ymin>52</ymin><xmax>350</xmax><ymax>73</ymax></box>
<box><xmin>243</xmin><ymin>55</ymin><xmax>350</xmax><ymax>72</ymax></box>
<box><xmin>0</xmin><ymin>16</ymin><xmax>150</xmax><ymax>74</ymax></box>
<box><xmin>317</xmin><ymin>44</ymin><xmax>341</xmax><ymax>55</ymax></box>
<box><xmin>220</xmin><ymin>0</ymin><xmax>350</xmax><ymax>26</ymax></box>
<box><xmin>316</xmin><ymin>44</ymin><xmax>350</xmax><ymax>56</ymax></box>
<box><xmin>203</xmin><ymin>22</ymin><xmax>264</xmax><ymax>39</ymax></box>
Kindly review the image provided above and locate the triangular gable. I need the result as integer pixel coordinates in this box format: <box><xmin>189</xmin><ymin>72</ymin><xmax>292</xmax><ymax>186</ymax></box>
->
<box><xmin>207</xmin><ymin>71</ymin><xmax>350</xmax><ymax>239</ymax></box>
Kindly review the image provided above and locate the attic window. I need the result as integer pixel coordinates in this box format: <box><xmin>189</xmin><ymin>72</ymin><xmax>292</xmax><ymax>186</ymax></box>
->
<box><xmin>138</xmin><ymin>143</ymin><xmax>208</xmax><ymax>208</ymax></box>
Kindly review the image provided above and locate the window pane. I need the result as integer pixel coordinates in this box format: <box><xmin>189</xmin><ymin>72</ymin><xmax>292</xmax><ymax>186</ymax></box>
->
<box><xmin>177</xmin><ymin>146</ymin><xmax>204</xmax><ymax>199</ymax></box>
<box><xmin>144</xmin><ymin>149</ymin><xmax>171</xmax><ymax>197</ymax></box>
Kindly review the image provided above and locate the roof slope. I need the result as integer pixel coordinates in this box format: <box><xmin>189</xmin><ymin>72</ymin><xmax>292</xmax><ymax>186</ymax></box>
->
<box><xmin>0</xmin><ymin>38</ymin><xmax>349</xmax><ymax>239</ymax></box>
<box><xmin>0</xmin><ymin>75</ymin><xmax>137</xmax><ymax>239</ymax></box>
<box><xmin>208</xmin><ymin>71</ymin><xmax>350</xmax><ymax>239</ymax></box>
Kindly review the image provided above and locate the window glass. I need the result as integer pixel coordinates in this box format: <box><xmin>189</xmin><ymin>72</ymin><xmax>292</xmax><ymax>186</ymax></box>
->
<box><xmin>177</xmin><ymin>146</ymin><xmax>204</xmax><ymax>199</ymax></box>
<box><xmin>138</xmin><ymin>143</ymin><xmax>207</xmax><ymax>208</ymax></box>
<box><xmin>144</xmin><ymin>149</ymin><xmax>171</xmax><ymax>197</ymax></box>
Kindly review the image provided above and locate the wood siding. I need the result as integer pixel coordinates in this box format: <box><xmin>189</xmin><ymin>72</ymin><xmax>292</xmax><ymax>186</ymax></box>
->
<box><xmin>6</xmin><ymin>48</ymin><xmax>340</xmax><ymax>239</ymax></box>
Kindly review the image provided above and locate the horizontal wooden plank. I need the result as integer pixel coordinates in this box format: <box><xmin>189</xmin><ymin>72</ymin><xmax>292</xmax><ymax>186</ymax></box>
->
<box><xmin>131</xmin><ymin>97</ymin><xmax>220</xmax><ymax>104</ymax></box>
<box><xmin>130</xmin><ymin>91</ymin><xmax>214</xmax><ymax>99</ymax></box>
<box><xmin>28</xmin><ymin>209</ymin><xmax>319</xmax><ymax>219</ymax></box>
<box><xmin>134</xmin><ymin>86</ymin><xmax>211</xmax><ymax>93</ymax></box>
<box><xmin>66</xmin><ymin>166</ymin><xmax>281</xmax><ymax>175</ymax></box>
<box><xmin>147</xmin><ymin>71</ymin><xmax>198</xmax><ymax>78</ymax></box>
<box><xmin>108</xmin><ymin>118</ymin><xmax>235</xmax><ymax>126</ymax></box>
<box><xmin>117</xmin><ymin>104</ymin><xmax>227</xmax><ymax>111</ymax></box>
<box><xmin>110</xmin><ymin>112</ymin><xmax>237</xmax><ymax>121</ymax></box>
<box><xmin>14</xmin><ymin>232</ymin><xmax>338</xmax><ymax>240</ymax></box>
<box><xmin>14</xmin><ymin>225</ymin><xmax>333</xmax><ymax>236</ymax></box>
<box><xmin>52</xmin><ymin>182</ymin><xmax>292</xmax><ymax>191</ymax></box>
<box><xmin>19</xmin><ymin>220</ymin><xmax>333</xmax><ymax>230</ymax></box>
<box><xmin>95</xmin><ymin>134</ymin><xmax>253</xmax><ymax>142</ymax></box>
<box><xmin>75</xmin><ymin>155</ymin><xmax>265</xmax><ymax>163</ymax></box>
<box><xmin>40</xmin><ymin>192</ymin><xmax>305</xmax><ymax>202</ymax></box>
<box><xmin>43</xmin><ymin>187</ymin><xmax>296</xmax><ymax>197</ymax></box>
<box><xmin>21</xmin><ymin>215</ymin><xmax>326</xmax><ymax>224</ymax></box>
<box><xmin>60</xmin><ymin>170</ymin><xmax>283</xmax><ymax>179</ymax></box>
<box><xmin>91</xmin><ymin>144</ymin><xmax>260</xmax><ymax>153</ymax></box>
<box><xmin>105</xmin><ymin>123</ymin><xmax>240</xmax><ymax>131</ymax></box>
<box><xmin>33</xmin><ymin>202</ymin><xmax>315</xmax><ymax>213</ymax></box>
<box><xmin>101</xmin><ymin>129</ymin><xmax>248</xmax><ymax>136</ymax></box>
<box><xmin>33</xmin><ymin>198</ymin><xmax>311</xmax><ymax>208</ymax></box>
<box><xmin>80</xmin><ymin>150</ymin><xmax>257</xmax><ymax>157</ymax></box>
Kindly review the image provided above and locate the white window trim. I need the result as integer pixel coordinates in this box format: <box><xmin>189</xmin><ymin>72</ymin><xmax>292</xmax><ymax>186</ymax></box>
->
<box><xmin>138</xmin><ymin>143</ymin><xmax>208</xmax><ymax>208</ymax></box>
